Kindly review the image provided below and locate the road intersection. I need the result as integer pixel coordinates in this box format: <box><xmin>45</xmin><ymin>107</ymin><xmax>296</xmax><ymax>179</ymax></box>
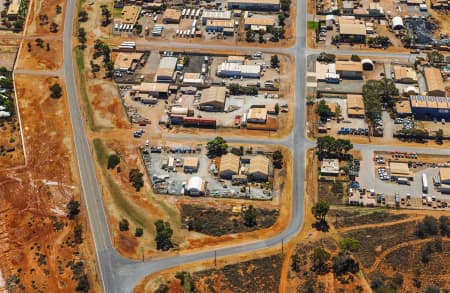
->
<box><xmin>59</xmin><ymin>0</ymin><xmax>445</xmax><ymax>292</ymax></box>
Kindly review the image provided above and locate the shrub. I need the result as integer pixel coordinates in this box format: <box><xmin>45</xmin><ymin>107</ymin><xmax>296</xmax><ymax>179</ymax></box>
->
<box><xmin>135</xmin><ymin>227</ymin><xmax>143</xmax><ymax>237</ymax></box>
<box><xmin>107</xmin><ymin>154</ymin><xmax>120</xmax><ymax>169</ymax></box>
<box><xmin>119</xmin><ymin>219</ymin><xmax>129</xmax><ymax>231</ymax></box>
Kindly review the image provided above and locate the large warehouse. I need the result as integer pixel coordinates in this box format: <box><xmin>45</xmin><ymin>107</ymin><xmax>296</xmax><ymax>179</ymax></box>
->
<box><xmin>227</xmin><ymin>0</ymin><xmax>280</xmax><ymax>11</ymax></box>
<box><xmin>424</xmin><ymin>67</ymin><xmax>445</xmax><ymax>97</ymax></box>
<box><xmin>199</xmin><ymin>87</ymin><xmax>227</xmax><ymax>111</ymax></box>
<box><xmin>409</xmin><ymin>95</ymin><xmax>450</xmax><ymax>119</ymax></box>
<box><xmin>217</xmin><ymin>62</ymin><xmax>261</xmax><ymax>78</ymax></box>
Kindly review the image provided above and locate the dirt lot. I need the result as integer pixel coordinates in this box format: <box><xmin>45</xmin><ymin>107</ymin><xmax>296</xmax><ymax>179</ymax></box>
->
<box><xmin>0</xmin><ymin>75</ymin><xmax>99</xmax><ymax>292</ymax></box>
<box><xmin>135</xmin><ymin>254</ymin><xmax>283</xmax><ymax>293</ymax></box>
<box><xmin>180</xmin><ymin>204</ymin><xmax>279</xmax><ymax>236</ymax></box>
<box><xmin>16</xmin><ymin>39</ymin><xmax>62</xmax><ymax>71</ymax></box>
<box><xmin>0</xmin><ymin>46</ymin><xmax>19</xmax><ymax>70</ymax></box>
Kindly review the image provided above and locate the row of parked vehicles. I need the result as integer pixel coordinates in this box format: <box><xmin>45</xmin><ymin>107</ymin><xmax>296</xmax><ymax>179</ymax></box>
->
<box><xmin>337</xmin><ymin>127</ymin><xmax>369</xmax><ymax>135</ymax></box>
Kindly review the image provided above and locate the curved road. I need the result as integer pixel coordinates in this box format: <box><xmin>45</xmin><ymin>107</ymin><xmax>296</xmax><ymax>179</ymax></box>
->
<box><xmin>61</xmin><ymin>0</ymin><xmax>444</xmax><ymax>292</ymax></box>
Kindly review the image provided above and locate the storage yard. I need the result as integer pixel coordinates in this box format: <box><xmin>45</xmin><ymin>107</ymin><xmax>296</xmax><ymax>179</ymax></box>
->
<box><xmin>141</xmin><ymin>142</ymin><xmax>277</xmax><ymax>200</ymax></box>
<box><xmin>111</xmin><ymin>0</ymin><xmax>292</xmax><ymax>44</ymax></box>
<box><xmin>113</xmin><ymin>45</ymin><xmax>289</xmax><ymax>131</ymax></box>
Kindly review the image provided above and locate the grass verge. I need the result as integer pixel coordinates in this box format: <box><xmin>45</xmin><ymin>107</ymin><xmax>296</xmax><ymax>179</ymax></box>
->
<box><xmin>307</xmin><ymin>21</ymin><xmax>319</xmax><ymax>30</ymax></box>
<box><xmin>75</xmin><ymin>47</ymin><xmax>97</xmax><ymax>131</ymax></box>
<box><xmin>93</xmin><ymin>138</ymin><xmax>148</xmax><ymax>227</ymax></box>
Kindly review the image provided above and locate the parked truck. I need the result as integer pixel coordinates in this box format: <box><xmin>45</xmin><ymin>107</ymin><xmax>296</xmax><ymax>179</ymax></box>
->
<box><xmin>422</xmin><ymin>173</ymin><xmax>428</xmax><ymax>193</ymax></box>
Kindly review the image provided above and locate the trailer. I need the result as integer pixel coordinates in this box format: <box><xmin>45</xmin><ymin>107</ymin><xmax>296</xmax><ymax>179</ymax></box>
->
<box><xmin>397</xmin><ymin>177</ymin><xmax>409</xmax><ymax>185</ymax></box>
<box><xmin>394</xmin><ymin>193</ymin><xmax>400</xmax><ymax>207</ymax></box>
<box><xmin>195</xmin><ymin>9</ymin><xmax>201</xmax><ymax>19</ymax></box>
<box><xmin>422</xmin><ymin>173</ymin><xmax>428</xmax><ymax>193</ymax></box>
<box><xmin>182</xmin><ymin>8</ymin><xmax>186</xmax><ymax>17</ymax></box>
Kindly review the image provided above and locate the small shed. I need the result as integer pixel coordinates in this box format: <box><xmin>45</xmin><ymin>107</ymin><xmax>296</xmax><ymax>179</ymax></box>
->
<box><xmin>248</xmin><ymin>155</ymin><xmax>270</xmax><ymax>182</ymax></box>
<box><xmin>183</xmin><ymin>157</ymin><xmax>199</xmax><ymax>173</ymax></box>
<box><xmin>186</xmin><ymin>176</ymin><xmax>204</xmax><ymax>196</ymax></box>
<box><xmin>392</xmin><ymin>16</ymin><xmax>404</xmax><ymax>30</ymax></box>
<box><xmin>361</xmin><ymin>59</ymin><xmax>374</xmax><ymax>71</ymax></box>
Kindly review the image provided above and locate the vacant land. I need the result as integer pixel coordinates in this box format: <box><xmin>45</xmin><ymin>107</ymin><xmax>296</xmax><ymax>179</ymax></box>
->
<box><xmin>16</xmin><ymin>39</ymin><xmax>62</xmax><ymax>71</ymax></box>
<box><xmin>0</xmin><ymin>75</ymin><xmax>98</xmax><ymax>292</ymax></box>
<box><xmin>135</xmin><ymin>254</ymin><xmax>283</xmax><ymax>293</ymax></box>
<box><xmin>330</xmin><ymin>209</ymin><xmax>410</xmax><ymax>229</ymax></box>
<box><xmin>181</xmin><ymin>204</ymin><xmax>279</xmax><ymax>237</ymax></box>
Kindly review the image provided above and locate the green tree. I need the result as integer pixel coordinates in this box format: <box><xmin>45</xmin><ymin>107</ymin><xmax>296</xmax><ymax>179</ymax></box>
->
<box><xmin>135</xmin><ymin>227</ymin><xmax>143</xmax><ymax>237</ymax></box>
<box><xmin>439</xmin><ymin>216</ymin><xmax>449</xmax><ymax>237</ymax></box>
<box><xmin>56</xmin><ymin>4</ymin><xmax>62</xmax><ymax>14</ymax></box>
<box><xmin>272</xmin><ymin>150</ymin><xmax>283</xmax><ymax>169</ymax></box>
<box><xmin>0</xmin><ymin>77</ymin><xmax>13</xmax><ymax>89</ymax></box>
<box><xmin>50</xmin><ymin>83</ymin><xmax>62</xmax><ymax>99</ymax></box>
<box><xmin>67</xmin><ymin>200</ymin><xmax>80</xmax><ymax>219</ymax></box>
<box><xmin>274</xmin><ymin>103</ymin><xmax>280</xmax><ymax>115</ymax></box>
<box><xmin>154</xmin><ymin>284</ymin><xmax>169</xmax><ymax>293</ymax></box>
<box><xmin>417</xmin><ymin>216</ymin><xmax>439</xmax><ymax>238</ymax></box>
<box><xmin>100</xmin><ymin>5</ymin><xmax>111</xmax><ymax>26</ymax></box>
<box><xmin>49</xmin><ymin>22</ymin><xmax>58</xmax><ymax>33</ymax></box>
<box><xmin>243</xmin><ymin>205</ymin><xmax>257</xmax><ymax>227</ymax></box>
<box><xmin>339</xmin><ymin>238</ymin><xmax>361</xmax><ymax>252</ymax></box>
<box><xmin>311</xmin><ymin>247</ymin><xmax>330</xmax><ymax>274</ymax></box>
<box><xmin>246</xmin><ymin>30</ymin><xmax>255</xmax><ymax>42</ymax></box>
<box><xmin>135</xmin><ymin>24</ymin><xmax>143</xmax><ymax>34</ymax></box>
<box><xmin>155</xmin><ymin>220</ymin><xmax>173</xmax><ymax>251</ymax></box>
<box><xmin>427</xmin><ymin>51</ymin><xmax>444</xmax><ymax>65</ymax></box>
<box><xmin>76</xmin><ymin>274</ymin><xmax>90</xmax><ymax>292</ymax></box>
<box><xmin>424</xmin><ymin>285</ymin><xmax>441</xmax><ymax>293</ymax></box>
<box><xmin>13</xmin><ymin>19</ymin><xmax>23</xmax><ymax>29</ymax></box>
<box><xmin>316</xmin><ymin>100</ymin><xmax>331</xmax><ymax>118</ymax></box>
<box><xmin>312</xmin><ymin>200</ymin><xmax>330</xmax><ymax>222</ymax></box>
<box><xmin>74</xmin><ymin>224</ymin><xmax>83</xmax><ymax>243</ymax></box>
<box><xmin>119</xmin><ymin>219</ymin><xmax>129</xmax><ymax>231</ymax></box>
<box><xmin>78</xmin><ymin>10</ymin><xmax>88</xmax><ymax>22</ymax></box>
<box><xmin>206</xmin><ymin>136</ymin><xmax>228</xmax><ymax>157</ymax></box>
<box><xmin>332</xmin><ymin>253</ymin><xmax>359</xmax><ymax>276</ymax></box>
<box><xmin>78</xmin><ymin>27</ymin><xmax>87</xmax><ymax>46</ymax></box>
<box><xmin>350</xmin><ymin>54</ymin><xmax>361</xmax><ymax>62</ymax></box>
<box><xmin>270</xmin><ymin>55</ymin><xmax>280</xmax><ymax>68</ymax></box>
<box><xmin>129</xmin><ymin>169</ymin><xmax>144</xmax><ymax>191</ymax></box>
<box><xmin>107</xmin><ymin>154</ymin><xmax>120</xmax><ymax>169</ymax></box>
<box><xmin>291</xmin><ymin>253</ymin><xmax>301</xmax><ymax>272</ymax></box>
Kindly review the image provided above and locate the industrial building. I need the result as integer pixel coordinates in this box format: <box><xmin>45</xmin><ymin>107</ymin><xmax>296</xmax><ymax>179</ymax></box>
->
<box><xmin>339</xmin><ymin>23</ymin><xmax>367</xmax><ymax>43</ymax></box>
<box><xmin>409</xmin><ymin>95</ymin><xmax>450</xmax><ymax>119</ymax></box>
<box><xmin>136</xmin><ymin>83</ymin><xmax>170</xmax><ymax>98</ymax></box>
<box><xmin>393</xmin><ymin>65</ymin><xmax>417</xmax><ymax>83</ymax></box>
<box><xmin>155</xmin><ymin>57</ymin><xmax>178</xmax><ymax>82</ymax></box>
<box><xmin>244</xmin><ymin>16</ymin><xmax>275</xmax><ymax>31</ymax></box>
<box><xmin>389</xmin><ymin>162</ymin><xmax>413</xmax><ymax>180</ymax></box>
<box><xmin>392</xmin><ymin>16</ymin><xmax>404</xmax><ymax>30</ymax></box>
<box><xmin>227</xmin><ymin>0</ymin><xmax>281</xmax><ymax>11</ymax></box>
<box><xmin>199</xmin><ymin>87</ymin><xmax>227</xmax><ymax>111</ymax></box>
<box><xmin>217</xmin><ymin>62</ymin><xmax>261</xmax><ymax>78</ymax></box>
<box><xmin>182</xmin><ymin>73</ymin><xmax>204</xmax><ymax>86</ymax></box>
<box><xmin>201</xmin><ymin>10</ymin><xmax>232</xmax><ymax>25</ymax></box>
<box><xmin>121</xmin><ymin>5</ymin><xmax>141</xmax><ymax>25</ymax></box>
<box><xmin>186</xmin><ymin>176</ymin><xmax>205</xmax><ymax>196</ymax></box>
<box><xmin>113</xmin><ymin>52</ymin><xmax>143</xmax><ymax>72</ymax></box>
<box><xmin>439</xmin><ymin>168</ymin><xmax>450</xmax><ymax>185</ymax></box>
<box><xmin>183</xmin><ymin>157</ymin><xmax>199</xmax><ymax>173</ymax></box>
<box><xmin>320</xmin><ymin>159</ymin><xmax>339</xmax><ymax>176</ymax></box>
<box><xmin>219</xmin><ymin>153</ymin><xmax>240</xmax><ymax>179</ymax></box>
<box><xmin>347</xmin><ymin>94</ymin><xmax>365</xmax><ymax>118</ymax></box>
<box><xmin>335</xmin><ymin>61</ymin><xmax>363</xmax><ymax>79</ymax></box>
<box><xmin>163</xmin><ymin>9</ymin><xmax>182</xmax><ymax>24</ymax></box>
<box><xmin>424</xmin><ymin>67</ymin><xmax>446</xmax><ymax>97</ymax></box>
<box><xmin>247</xmin><ymin>108</ymin><xmax>268</xmax><ymax>123</ymax></box>
<box><xmin>7</xmin><ymin>0</ymin><xmax>22</xmax><ymax>19</ymax></box>
<box><xmin>248</xmin><ymin>155</ymin><xmax>270</xmax><ymax>182</ymax></box>
<box><xmin>205</xmin><ymin>20</ymin><xmax>235</xmax><ymax>34</ymax></box>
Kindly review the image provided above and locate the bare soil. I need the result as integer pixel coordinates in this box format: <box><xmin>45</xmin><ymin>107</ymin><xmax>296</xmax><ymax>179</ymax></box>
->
<box><xmin>16</xmin><ymin>39</ymin><xmax>62</xmax><ymax>71</ymax></box>
<box><xmin>0</xmin><ymin>75</ymin><xmax>99</xmax><ymax>292</ymax></box>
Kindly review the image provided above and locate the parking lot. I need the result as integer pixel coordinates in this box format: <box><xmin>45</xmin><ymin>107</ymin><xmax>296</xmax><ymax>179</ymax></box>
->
<box><xmin>141</xmin><ymin>143</ymin><xmax>274</xmax><ymax>200</ymax></box>
<box><xmin>355</xmin><ymin>149</ymin><xmax>449</xmax><ymax>209</ymax></box>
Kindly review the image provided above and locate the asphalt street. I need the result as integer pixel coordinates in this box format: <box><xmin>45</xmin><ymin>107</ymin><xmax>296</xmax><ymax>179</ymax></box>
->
<box><xmin>60</xmin><ymin>0</ymin><xmax>447</xmax><ymax>292</ymax></box>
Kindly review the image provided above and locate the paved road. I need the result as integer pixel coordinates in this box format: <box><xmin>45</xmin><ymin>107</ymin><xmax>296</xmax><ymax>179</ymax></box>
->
<box><xmin>60</xmin><ymin>0</ymin><xmax>449</xmax><ymax>292</ymax></box>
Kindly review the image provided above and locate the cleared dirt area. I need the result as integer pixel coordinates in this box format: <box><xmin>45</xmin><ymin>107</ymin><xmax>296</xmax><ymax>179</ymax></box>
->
<box><xmin>0</xmin><ymin>46</ymin><xmax>19</xmax><ymax>70</ymax></box>
<box><xmin>0</xmin><ymin>75</ymin><xmax>99</xmax><ymax>292</ymax></box>
<box><xmin>16</xmin><ymin>39</ymin><xmax>62</xmax><ymax>71</ymax></box>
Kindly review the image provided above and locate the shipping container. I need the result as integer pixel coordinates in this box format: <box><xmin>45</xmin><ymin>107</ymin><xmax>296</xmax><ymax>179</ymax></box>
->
<box><xmin>422</xmin><ymin>173</ymin><xmax>428</xmax><ymax>193</ymax></box>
